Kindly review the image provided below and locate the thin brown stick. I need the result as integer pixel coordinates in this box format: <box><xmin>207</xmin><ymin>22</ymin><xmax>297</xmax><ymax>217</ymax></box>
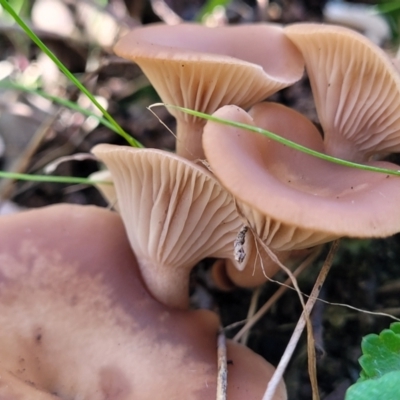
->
<box><xmin>216</xmin><ymin>329</ymin><xmax>227</xmax><ymax>400</ymax></box>
<box><xmin>240</xmin><ymin>286</ymin><xmax>262</xmax><ymax>345</ymax></box>
<box><xmin>255</xmin><ymin>233</ymin><xmax>317</xmax><ymax>387</ymax></box>
<box><xmin>262</xmin><ymin>240</ymin><xmax>340</xmax><ymax>400</ymax></box>
<box><xmin>233</xmin><ymin>248</ymin><xmax>320</xmax><ymax>342</ymax></box>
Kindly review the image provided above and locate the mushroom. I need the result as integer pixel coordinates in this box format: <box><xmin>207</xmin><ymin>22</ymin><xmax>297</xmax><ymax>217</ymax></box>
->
<box><xmin>211</xmin><ymin>248</ymin><xmax>291</xmax><ymax>289</ymax></box>
<box><xmin>0</xmin><ymin>203</ymin><xmax>287</xmax><ymax>400</ymax></box>
<box><xmin>202</xmin><ymin>102</ymin><xmax>400</xmax><ymax>251</ymax></box>
<box><xmin>92</xmin><ymin>143</ymin><xmax>281</xmax><ymax>308</ymax></box>
<box><xmin>113</xmin><ymin>23</ymin><xmax>304</xmax><ymax>160</ymax></box>
<box><xmin>90</xmin><ymin>166</ymin><xmax>289</xmax><ymax>292</ymax></box>
<box><xmin>284</xmin><ymin>23</ymin><xmax>400</xmax><ymax>163</ymax></box>
<box><xmin>91</xmin><ymin>145</ymin><xmax>292</xmax><ymax>296</ymax></box>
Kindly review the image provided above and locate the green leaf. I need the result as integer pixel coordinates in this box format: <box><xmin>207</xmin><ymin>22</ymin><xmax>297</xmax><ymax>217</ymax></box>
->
<box><xmin>390</xmin><ymin>322</ymin><xmax>400</xmax><ymax>335</ymax></box>
<box><xmin>359</xmin><ymin>322</ymin><xmax>400</xmax><ymax>381</ymax></box>
<box><xmin>376</xmin><ymin>1</ymin><xmax>400</xmax><ymax>15</ymax></box>
<box><xmin>195</xmin><ymin>0</ymin><xmax>232</xmax><ymax>21</ymax></box>
<box><xmin>345</xmin><ymin>370</ymin><xmax>400</xmax><ymax>400</ymax></box>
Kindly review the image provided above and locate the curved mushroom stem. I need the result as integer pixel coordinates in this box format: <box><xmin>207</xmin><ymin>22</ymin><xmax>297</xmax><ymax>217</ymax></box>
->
<box><xmin>175</xmin><ymin>118</ymin><xmax>206</xmax><ymax>161</ymax></box>
<box><xmin>136</xmin><ymin>256</ymin><xmax>191</xmax><ymax>309</ymax></box>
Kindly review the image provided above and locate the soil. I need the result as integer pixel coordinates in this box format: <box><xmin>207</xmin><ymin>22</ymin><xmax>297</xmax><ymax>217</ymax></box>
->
<box><xmin>1</xmin><ymin>1</ymin><xmax>399</xmax><ymax>400</ymax></box>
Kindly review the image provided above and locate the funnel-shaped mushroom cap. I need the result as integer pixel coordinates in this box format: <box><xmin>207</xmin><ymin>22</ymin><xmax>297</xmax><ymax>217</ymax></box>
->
<box><xmin>212</xmin><ymin>254</ymin><xmax>288</xmax><ymax>289</ymax></box>
<box><xmin>224</xmin><ymin>249</ymin><xmax>290</xmax><ymax>288</ymax></box>
<box><xmin>203</xmin><ymin>102</ymin><xmax>400</xmax><ymax>250</ymax></box>
<box><xmin>212</xmin><ymin>242</ymin><xmax>291</xmax><ymax>289</ymax></box>
<box><xmin>114</xmin><ymin>23</ymin><xmax>304</xmax><ymax>160</ymax></box>
<box><xmin>284</xmin><ymin>23</ymin><xmax>400</xmax><ymax>162</ymax></box>
<box><xmin>92</xmin><ymin>144</ymin><xmax>256</xmax><ymax>309</ymax></box>
<box><xmin>0</xmin><ymin>204</ymin><xmax>286</xmax><ymax>400</ymax></box>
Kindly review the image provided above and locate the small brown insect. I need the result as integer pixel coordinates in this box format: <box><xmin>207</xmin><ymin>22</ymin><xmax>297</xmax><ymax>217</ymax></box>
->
<box><xmin>234</xmin><ymin>226</ymin><xmax>248</xmax><ymax>264</ymax></box>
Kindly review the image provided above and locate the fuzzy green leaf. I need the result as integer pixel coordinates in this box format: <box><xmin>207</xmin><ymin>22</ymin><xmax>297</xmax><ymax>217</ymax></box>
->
<box><xmin>359</xmin><ymin>322</ymin><xmax>400</xmax><ymax>381</ymax></box>
<box><xmin>345</xmin><ymin>370</ymin><xmax>400</xmax><ymax>400</ymax></box>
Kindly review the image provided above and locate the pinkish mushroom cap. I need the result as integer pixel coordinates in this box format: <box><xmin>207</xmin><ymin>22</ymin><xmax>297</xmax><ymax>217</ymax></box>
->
<box><xmin>284</xmin><ymin>23</ymin><xmax>400</xmax><ymax>162</ymax></box>
<box><xmin>203</xmin><ymin>102</ymin><xmax>400</xmax><ymax>250</ymax></box>
<box><xmin>114</xmin><ymin>23</ymin><xmax>304</xmax><ymax>160</ymax></box>
<box><xmin>0</xmin><ymin>204</ymin><xmax>287</xmax><ymax>400</ymax></box>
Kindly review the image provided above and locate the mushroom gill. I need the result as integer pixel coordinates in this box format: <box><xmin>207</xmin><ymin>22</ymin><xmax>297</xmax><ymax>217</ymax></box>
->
<box><xmin>92</xmin><ymin>144</ymin><xmax>285</xmax><ymax>308</ymax></box>
<box><xmin>284</xmin><ymin>23</ymin><xmax>400</xmax><ymax>162</ymax></box>
<box><xmin>114</xmin><ymin>23</ymin><xmax>304</xmax><ymax>160</ymax></box>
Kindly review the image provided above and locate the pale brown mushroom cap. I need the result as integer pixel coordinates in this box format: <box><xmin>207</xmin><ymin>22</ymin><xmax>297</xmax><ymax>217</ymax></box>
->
<box><xmin>92</xmin><ymin>144</ymin><xmax>248</xmax><ymax>309</ymax></box>
<box><xmin>203</xmin><ymin>102</ymin><xmax>400</xmax><ymax>250</ymax></box>
<box><xmin>284</xmin><ymin>23</ymin><xmax>400</xmax><ymax>162</ymax></box>
<box><xmin>114</xmin><ymin>23</ymin><xmax>304</xmax><ymax>159</ymax></box>
<box><xmin>212</xmin><ymin>257</ymin><xmax>281</xmax><ymax>289</ymax></box>
<box><xmin>212</xmin><ymin>244</ymin><xmax>291</xmax><ymax>289</ymax></box>
<box><xmin>0</xmin><ymin>204</ymin><xmax>285</xmax><ymax>400</ymax></box>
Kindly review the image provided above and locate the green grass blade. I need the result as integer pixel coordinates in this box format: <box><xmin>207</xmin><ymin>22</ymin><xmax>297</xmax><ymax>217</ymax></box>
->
<box><xmin>195</xmin><ymin>0</ymin><xmax>232</xmax><ymax>21</ymax></box>
<box><xmin>0</xmin><ymin>170</ymin><xmax>112</xmax><ymax>185</ymax></box>
<box><xmin>162</xmin><ymin>104</ymin><xmax>400</xmax><ymax>178</ymax></box>
<box><xmin>0</xmin><ymin>0</ymin><xmax>143</xmax><ymax>148</ymax></box>
<box><xmin>374</xmin><ymin>1</ymin><xmax>400</xmax><ymax>15</ymax></box>
<box><xmin>1</xmin><ymin>81</ymin><xmax>119</xmax><ymax>133</ymax></box>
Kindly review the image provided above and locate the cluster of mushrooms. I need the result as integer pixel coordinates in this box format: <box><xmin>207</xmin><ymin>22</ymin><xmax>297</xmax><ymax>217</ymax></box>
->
<box><xmin>1</xmin><ymin>21</ymin><xmax>400</xmax><ymax>400</ymax></box>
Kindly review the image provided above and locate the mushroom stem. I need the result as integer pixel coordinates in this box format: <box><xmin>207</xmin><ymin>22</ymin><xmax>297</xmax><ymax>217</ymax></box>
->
<box><xmin>175</xmin><ymin>119</ymin><xmax>206</xmax><ymax>161</ymax></box>
<box><xmin>137</xmin><ymin>256</ymin><xmax>191</xmax><ymax>309</ymax></box>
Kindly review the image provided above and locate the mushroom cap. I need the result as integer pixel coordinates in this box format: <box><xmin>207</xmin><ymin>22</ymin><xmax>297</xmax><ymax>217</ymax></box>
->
<box><xmin>212</xmin><ymin>241</ymin><xmax>291</xmax><ymax>289</ymax></box>
<box><xmin>0</xmin><ymin>204</ymin><xmax>286</xmax><ymax>400</ymax></box>
<box><xmin>92</xmin><ymin>144</ymin><xmax>248</xmax><ymax>308</ymax></box>
<box><xmin>212</xmin><ymin>256</ymin><xmax>283</xmax><ymax>289</ymax></box>
<box><xmin>114</xmin><ymin>23</ymin><xmax>304</xmax><ymax>159</ymax></box>
<box><xmin>203</xmin><ymin>102</ymin><xmax>400</xmax><ymax>250</ymax></box>
<box><xmin>222</xmin><ymin>249</ymin><xmax>290</xmax><ymax>288</ymax></box>
<box><xmin>114</xmin><ymin>23</ymin><xmax>304</xmax><ymax>123</ymax></box>
<box><xmin>284</xmin><ymin>23</ymin><xmax>400</xmax><ymax>162</ymax></box>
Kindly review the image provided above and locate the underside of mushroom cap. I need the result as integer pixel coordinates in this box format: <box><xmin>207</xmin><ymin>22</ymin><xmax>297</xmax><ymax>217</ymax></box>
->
<box><xmin>114</xmin><ymin>23</ymin><xmax>304</xmax><ymax>159</ymax></box>
<box><xmin>114</xmin><ymin>23</ymin><xmax>304</xmax><ymax>123</ymax></box>
<box><xmin>203</xmin><ymin>102</ymin><xmax>400</xmax><ymax>250</ymax></box>
<box><xmin>284</xmin><ymin>23</ymin><xmax>400</xmax><ymax>162</ymax></box>
<box><xmin>0</xmin><ymin>204</ymin><xmax>284</xmax><ymax>400</ymax></box>
<box><xmin>92</xmin><ymin>144</ymin><xmax>249</xmax><ymax>308</ymax></box>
